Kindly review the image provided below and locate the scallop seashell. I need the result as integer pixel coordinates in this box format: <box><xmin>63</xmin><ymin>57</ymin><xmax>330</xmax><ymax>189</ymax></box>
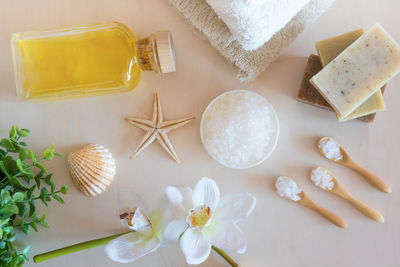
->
<box><xmin>68</xmin><ymin>144</ymin><xmax>116</xmax><ymax>196</ymax></box>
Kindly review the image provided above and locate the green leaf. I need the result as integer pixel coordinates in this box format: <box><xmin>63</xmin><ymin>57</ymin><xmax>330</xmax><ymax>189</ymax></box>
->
<box><xmin>0</xmin><ymin>162</ymin><xmax>10</xmax><ymax>178</ymax></box>
<box><xmin>4</xmin><ymin>226</ymin><xmax>13</xmax><ymax>234</ymax></box>
<box><xmin>1</xmin><ymin>190</ymin><xmax>12</xmax><ymax>205</ymax></box>
<box><xmin>22</xmin><ymin>245</ymin><xmax>30</xmax><ymax>256</ymax></box>
<box><xmin>20</xmin><ymin>224</ymin><xmax>29</xmax><ymax>235</ymax></box>
<box><xmin>27</xmin><ymin>186</ymin><xmax>35</xmax><ymax>199</ymax></box>
<box><xmin>8</xmin><ymin>232</ymin><xmax>16</xmax><ymax>242</ymax></box>
<box><xmin>0</xmin><ymin>205</ymin><xmax>19</xmax><ymax>216</ymax></box>
<box><xmin>28</xmin><ymin>149</ymin><xmax>36</xmax><ymax>163</ymax></box>
<box><xmin>43</xmin><ymin>148</ymin><xmax>54</xmax><ymax>161</ymax></box>
<box><xmin>39</xmin><ymin>188</ymin><xmax>50</xmax><ymax>206</ymax></box>
<box><xmin>55</xmin><ymin>152</ymin><xmax>64</xmax><ymax>157</ymax></box>
<box><xmin>34</xmin><ymin>162</ymin><xmax>46</xmax><ymax>173</ymax></box>
<box><xmin>19</xmin><ymin>141</ymin><xmax>27</xmax><ymax>147</ymax></box>
<box><xmin>0</xmin><ymin>218</ymin><xmax>10</xmax><ymax>227</ymax></box>
<box><xmin>44</xmin><ymin>174</ymin><xmax>52</xmax><ymax>185</ymax></box>
<box><xmin>61</xmin><ymin>185</ymin><xmax>68</xmax><ymax>195</ymax></box>
<box><xmin>40</xmin><ymin>187</ymin><xmax>49</xmax><ymax>195</ymax></box>
<box><xmin>18</xmin><ymin>129</ymin><xmax>29</xmax><ymax>137</ymax></box>
<box><xmin>50</xmin><ymin>181</ymin><xmax>55</xmax><ymax>193</ymax></box>
<box><xmin>16</xmin><ymin>159</ymin><xmax>23</xmax><ymax>172</ymax></box>
<box><xmin>9</xmin><ymin>205</ymin><xmax>19</xmax><ymax>215</ymax></box>
<box><xmin>52</xmin><ymin>194</ymin><xmax>64</xmax><ymax>204</ymax></box>
<box><xmin>18</xmin><ymin>201</ymin><xmax>28</xmax><ymax>217</ymax></box>
<box><xmin>8</xmin><ymin>176</ymin><xmax>29</xmax><ymax>191</ymax></box>
<box><xmin>18</xmin><ymin>148</ymin><xmax>27</xmax><ymax>161</ymax></box>
<box><xmin>16</xmin><ymin>159</ymin><xmax>33</xmax><ymax>176</ymax></box>
<box><xmin>0</xmin><ymin>139</ymin><xmax>15</xmax><ymax>151</ymax></box>
<box><xmin>12</xmin><ymin>192</ymin><xmax>24</xmax><ymax>202</ymax></box>
<box><xmin>30</xmin><ymin>221</ymin><xmax>38</xmax><ymax>232</ymax></box>
<box><xmin>39</xmin><ymin>214</ymin><xmax>49</xmax><ymax>228</ymax></box>
<box><xmin>9</xmin><ymin>254</ymin><xmax>22</xmax><ymax>267</ymax></box>
<box><xmin>1</xmin><ymin>157</ymin><xmax>19</xmax><ymax>176</ymax></box>
<box><xmin>28</xmin><ymin>201</ymin><xmax>36</xmax><ymax>217</ymax></box>
<box><xmin>34</xmin><ymin>177</ymin><xmax>41</xmax><ymax>188</ymax></box>
<box><xmin>9</xmin><ymin>126</ymin><xmax>17</xmax><ymax>139</ymax></box>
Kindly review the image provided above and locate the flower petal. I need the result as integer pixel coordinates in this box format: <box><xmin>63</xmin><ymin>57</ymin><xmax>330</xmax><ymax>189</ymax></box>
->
<box><xmin>165</xmin><ymin>186</ymin><xmax>193</xmax><ymax>212</ymax></box>
<box><xmin>120</xmin><ymin>208</ymin><xmax>153</xmax><ymax>236</ymax></box>
<box><xmin>163</xmin><ymin>219</ymin><xmax>188</xmax><ymax>243</ymax></box>
<box><xmin>204</xmin><ymin>220</ymin><xmax>247</xmax><ymax>254</ymax></box>
<box><xmin>215</xmin><ymin>193</ymin><xmax>256</xmax><ymax>223</ymax></box>
<box><xmin>192</xmin><ymin>177</ymin><xmax>220</xmax><ymax>210</ymax></box>
<box><xmin>180</xmin><ymin>228</ymin><xmax>211</xmax><ymax>265</ymax></box>
<box><xmin>105</xmin><ymin>232</ymin><xmax>160</xmax><ymax>263</ymax></box>
<box><xmin>150</xmin><ymin>196</ymin><xmax>172</xmax><ymax>233</ymax></box>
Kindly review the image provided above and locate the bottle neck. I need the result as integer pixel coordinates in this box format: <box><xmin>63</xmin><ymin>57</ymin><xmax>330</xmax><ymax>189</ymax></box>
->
<box><xmin>136</xmin><ymin>34</ymin><xmax>161</xmax><ymax>73</ymax></box>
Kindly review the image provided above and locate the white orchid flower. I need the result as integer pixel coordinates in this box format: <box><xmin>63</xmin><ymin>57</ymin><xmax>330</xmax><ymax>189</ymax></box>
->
<box><xmin>105</xmin><ymin>207</ymin><xmax>164</xmax><ymax>263</ymax></box>
<box><xmin>163</xmin><ymin>177</ymin><xmax>256</xmax><ymax>265</ymax></box>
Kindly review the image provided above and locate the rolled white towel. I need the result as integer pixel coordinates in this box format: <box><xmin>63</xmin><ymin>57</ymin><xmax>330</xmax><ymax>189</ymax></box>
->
<box><xmin>206</xmin><ymin>0</ymin><xmax>311</xmax><ymax>51</ymax></box>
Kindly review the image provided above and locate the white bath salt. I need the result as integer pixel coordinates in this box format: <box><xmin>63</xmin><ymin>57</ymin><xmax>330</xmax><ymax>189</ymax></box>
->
<box><xmin>319</xmin><ymin>138</ymin><xmax>343</xmax><ymax>161</ymax></box>
<box><xmin>310</xmin><ymin>167</ymin><xmax>334</xmax><ymax>190</ymax></box>
<box><xmin>200</xmin><ymin>90</ymin><xmax>279</xmax><ymax>169</ymax></box>
<box><xmin>275</xmin><ymin>176</ymin><xmax>302</xmax><ymax>202</ymax></box>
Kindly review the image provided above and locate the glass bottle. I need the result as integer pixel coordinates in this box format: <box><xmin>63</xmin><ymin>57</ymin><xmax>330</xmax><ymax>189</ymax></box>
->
<box><xmin>11</xmin><ymin>22</ymin><xmax>175</xmax><ymax>101</ymax></box>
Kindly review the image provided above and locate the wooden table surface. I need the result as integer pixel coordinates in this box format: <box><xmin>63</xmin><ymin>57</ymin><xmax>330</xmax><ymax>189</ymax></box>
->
<box><xmin>1</xmin><ymin>0</ymin><xmax>399</xmax><ymax>266</ymax></box>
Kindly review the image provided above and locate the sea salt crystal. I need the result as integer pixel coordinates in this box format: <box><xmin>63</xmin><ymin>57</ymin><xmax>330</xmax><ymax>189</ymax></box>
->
<box><xmin>310</xmin><ymin>167</ymin><xmax>334</xmax><ymax>190</ymax></box>
<box><xmin>319</xmin><ymin>138</ymin><xmax>343</xmax><ymax>161</ymax></box>
<box><xmin>275</xmin><ymin>176</ymin><xmax>302</xmax><ymax>202</ymax></box>
<box><xmin>201</xmin><ymin>90</ymin><xmax>279</xmax><ymax>169</ymax></box>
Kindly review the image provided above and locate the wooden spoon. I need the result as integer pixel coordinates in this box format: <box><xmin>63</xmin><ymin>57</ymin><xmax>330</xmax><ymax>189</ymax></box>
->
<box><xmin>310</xmin><ymin>167</ymin><xmax>384</xmax><ymax>223</ymax></box>
<box><xmin>318</xmin><ymin>137</ymin><xmax>391</xmax><ymax>193</ymax></box>
<box><xmin>274</xmin><ymin>177</ymin><xmax>347</xmax><ymax>229</ymax></box>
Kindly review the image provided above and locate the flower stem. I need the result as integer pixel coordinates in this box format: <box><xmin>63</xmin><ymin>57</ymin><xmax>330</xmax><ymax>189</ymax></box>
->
<box><xmin>33</xmin><ymin>232</ymin><xmax>239</xmax><ymax>266</ymax></box>
<box><xmin>33</xmin><ymin>231</ymin><xmax>131</xmax><ymax>263</ymax></box>
<box><xmin>212</xmin><ymin>245</ymin><xmax>239</xmax><ymax>267</ymax></box>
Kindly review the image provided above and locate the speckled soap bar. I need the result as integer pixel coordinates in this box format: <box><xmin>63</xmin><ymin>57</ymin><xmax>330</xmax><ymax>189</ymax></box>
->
<box><xmin>316</xmin><ymin>29</ymin><xmax>386</xmax><ymax>121</ymax></box>
<box><xmin>310</xmin><ymin>24</ymin><xmax>400</xmax><ymax>118</ymax></box>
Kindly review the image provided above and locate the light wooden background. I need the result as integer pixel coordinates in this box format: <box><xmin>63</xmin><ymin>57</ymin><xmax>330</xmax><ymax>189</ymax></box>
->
<box><xmin>1</xmin><ymin>0</ymin><xmax>399</xmax><ymax>266</ymax></box>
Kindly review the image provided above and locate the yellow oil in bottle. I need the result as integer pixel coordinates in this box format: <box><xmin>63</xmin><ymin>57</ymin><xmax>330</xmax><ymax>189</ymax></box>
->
<box><xmin>11</xmin><ymin>22</ymin><xmax>175</xmax><ymax>101</ymax></box>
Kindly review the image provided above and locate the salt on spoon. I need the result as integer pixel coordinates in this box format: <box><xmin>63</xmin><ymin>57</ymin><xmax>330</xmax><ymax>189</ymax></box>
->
<box><xmin>310</xmin><ymin>167</ymin><xmax>384</xmax><ymax>223</ymax></box>
<box><xmin>318</xmin><ymin>137</ymin><xmax>391</xmax><ymax>193</ymax></box>
<box><xmin>274</xmin><ymin>176</ymin><xmax>347</xmax><ymax>228</ymax></box>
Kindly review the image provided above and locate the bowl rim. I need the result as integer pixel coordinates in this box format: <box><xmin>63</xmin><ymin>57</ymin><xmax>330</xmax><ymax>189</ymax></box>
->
<box><xmin>200</xmin><ymin>89</ymin><xmax>280</xmax><ymax>169</ymax></box>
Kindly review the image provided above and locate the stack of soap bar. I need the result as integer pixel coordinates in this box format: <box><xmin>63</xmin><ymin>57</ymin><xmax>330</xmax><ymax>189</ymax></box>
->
<box><xmin>297</xmin><ymin>28</ymin><xmax>387</xmax><ymax>122</ymax></box>
<box><xmin>310</xmin><ymin>24</ymin><xmax>400</xmax><ymax>118</ymax></box>
<box><xmin>297</xmin><ymin>55</ymin><xmax>385</xmax><ymax>122</ymax></box>
<box><xmin>316</xmin><ymin>29</ymin><xmax>386</xmax><ymax>121</ymax></box>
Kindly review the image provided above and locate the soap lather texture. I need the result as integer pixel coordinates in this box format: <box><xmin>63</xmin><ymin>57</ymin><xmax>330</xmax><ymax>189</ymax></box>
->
<box><xmin>310</xmin><ymin>24</ymin><xmax>400</xmax><ymax>118</ymax></box>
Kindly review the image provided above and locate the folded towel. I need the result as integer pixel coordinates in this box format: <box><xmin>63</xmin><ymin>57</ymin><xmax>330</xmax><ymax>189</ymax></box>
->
<box><xmin>206</xmin><ymin>0</ymin><xmax>311</xmax><ymax>51</ymax></box>
<box><xmin>169</xmin><ymin>0</ymin><xmax>335</xmax><ymax>82</ymax></box>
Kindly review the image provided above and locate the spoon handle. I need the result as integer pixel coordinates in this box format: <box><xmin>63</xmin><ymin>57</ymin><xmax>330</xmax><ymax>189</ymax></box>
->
<box><xmin>346</xmin><ymin>195</ymin><xmax>384</xmax><ymax>223</ymax></box>
<box><xmin>300</xmin><ymin>197</ymin><xmax>347</xmax><ymax>228</ymax></box>
<box><xmin>347</xmin><ymin>161</ymin><xmax>391</xmax><ymax>193</ymax></box>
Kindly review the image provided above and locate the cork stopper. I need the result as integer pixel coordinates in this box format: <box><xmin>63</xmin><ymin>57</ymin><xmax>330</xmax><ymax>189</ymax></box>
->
<box><xmin>154</xmin><ymin>31</ymin><xmax>176</xmax><ymax>73</ymax></box>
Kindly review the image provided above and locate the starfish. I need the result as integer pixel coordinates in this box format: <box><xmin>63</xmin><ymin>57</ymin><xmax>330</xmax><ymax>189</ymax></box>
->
<box><xmin>125</xmin><ymin>93</ymin><xmax>194</xmax><ymax>163</ymax></box>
